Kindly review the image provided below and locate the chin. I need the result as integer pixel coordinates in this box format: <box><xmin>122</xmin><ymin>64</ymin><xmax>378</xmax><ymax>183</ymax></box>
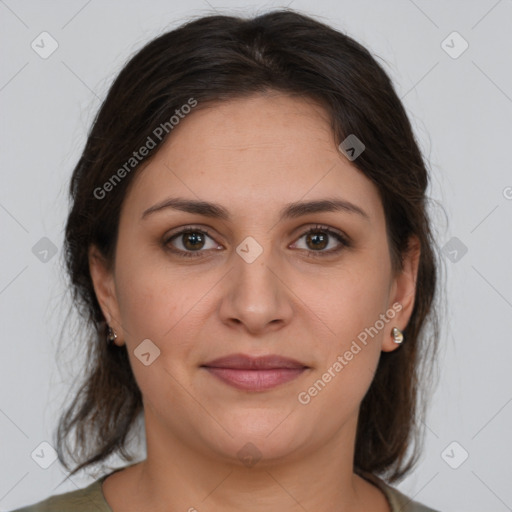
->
<box><xmin>201</xmin><ymin>416</ymin><xmax>309</xmax><ymax>467</ymax></box>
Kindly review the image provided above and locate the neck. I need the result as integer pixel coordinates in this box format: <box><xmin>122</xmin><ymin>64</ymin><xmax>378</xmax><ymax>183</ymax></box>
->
<box><xmin>117</xmin><ymin>411</ymin><xmax>388</xmax><ymax>512</ymax></box>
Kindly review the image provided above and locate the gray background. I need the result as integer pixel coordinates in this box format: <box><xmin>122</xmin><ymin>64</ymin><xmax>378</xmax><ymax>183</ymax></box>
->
<box><xmin>1</xmin><ymin>1</ymin><xmax>511</xmax><ymax>511</ymax></box>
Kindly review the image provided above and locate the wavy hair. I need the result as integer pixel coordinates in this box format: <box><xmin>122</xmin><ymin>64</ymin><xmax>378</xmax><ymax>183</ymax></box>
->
<box><xmin>56</xmin><ymin>9</ymin><xmax>442</xmax><ymax>483</ymax></box>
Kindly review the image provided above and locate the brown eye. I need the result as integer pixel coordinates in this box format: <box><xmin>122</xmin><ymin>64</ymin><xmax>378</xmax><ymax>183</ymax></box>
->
<box><xmin>181</xmin><ymin>231</ymin><xmax>206</xmax><ymax>251</ymax></box>
<box><xmin>292</xmin><ymin>225</ymin><xmax>350</xmax><ymax>256</ymax></box>
<box><xmin>164</xmin><ymin>227</ymin><xmax>221</xmax><ymax>258</ymax></box>
<box><xmin>305</xmin><ymin>231</ymin><xmax>329</xmax><ymax>250</ymax></box>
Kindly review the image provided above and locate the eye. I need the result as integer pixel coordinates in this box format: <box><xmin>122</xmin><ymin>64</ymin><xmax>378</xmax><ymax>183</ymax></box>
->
<box><xmin>292</xmin><ymin>225</ymin><xmax>350</xmax><ymax>256</ymax></box>
<box><xmin>164</xmin><ymin>227</ymin><xmax>221</xmax><ymax>258</ymax></box>
<box><xmin>163</xmin><ymin>224</ymin><xmax>351</xmax><ymax>259</ymax></box>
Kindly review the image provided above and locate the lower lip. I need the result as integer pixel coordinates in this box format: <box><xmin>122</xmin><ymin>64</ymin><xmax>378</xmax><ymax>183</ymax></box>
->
<box><xmin>203</xmin><ymin>367</ymin><xmax>307</xmax><ymax>391</ymax></box>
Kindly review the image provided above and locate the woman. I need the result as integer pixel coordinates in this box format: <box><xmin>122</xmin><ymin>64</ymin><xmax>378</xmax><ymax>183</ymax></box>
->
<box><xmin>12</xmin><ymin>9</ymin><xmax>441</xmax><ymax>512</ymax></box>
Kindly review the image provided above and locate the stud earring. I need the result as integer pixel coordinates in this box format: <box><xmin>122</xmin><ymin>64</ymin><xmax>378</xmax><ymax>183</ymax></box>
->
<box><xmin>107</xmin><ymin>326</ymin><xmax>118</xmax><ymax>344</ymax></box>
<box><xmin>392</xmin><ymin>327</ymin><xmax>404</xmax><ymax>344</ymax></box>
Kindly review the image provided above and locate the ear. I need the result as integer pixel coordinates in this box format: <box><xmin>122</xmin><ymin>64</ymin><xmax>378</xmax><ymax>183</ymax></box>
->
<box><xmin>88</xmin><ymin>245</ymin><xmax>125</xmax><ymax>346</ymax></box>
<box><xmin>382</xmin><ymin>235</ymin><xmax>421</xmax><ymax>353</ymax></box>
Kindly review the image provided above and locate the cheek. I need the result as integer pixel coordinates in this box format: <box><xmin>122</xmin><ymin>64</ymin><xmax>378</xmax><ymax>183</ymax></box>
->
<box><xmin>301</xmin><ymin>263</ymin><xmax>391</xmax><ymax>408</ymax></box>
<box><xmin>307</xmin><ymin>263</ymin><xmax>391</xmax><ymax>342</ymax></box>
<box><xmin>297</xmin><ymin>274</ymin><xmax>388</xmax><ymax>423</ymax></box>
<box><xmin>113</xmin><ymin>262</ymin><xmax>205</xmax><ymax>404</ymax></box>
<box><xmin>116</xmin><ymin>275</ymin><xmax>172</xmax><ymax>338</ymax></box>
<box><xmin>113</xmin><ymin>252</ymin><xmax>219</xmax><ymax>357</ymax></box>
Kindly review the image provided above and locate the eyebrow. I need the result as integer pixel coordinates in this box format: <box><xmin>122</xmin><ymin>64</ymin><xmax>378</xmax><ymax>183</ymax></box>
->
<box><xmin>141</xmin><ymin>197</ymin><xmax>370</xmax><ymax>222</ymax></box>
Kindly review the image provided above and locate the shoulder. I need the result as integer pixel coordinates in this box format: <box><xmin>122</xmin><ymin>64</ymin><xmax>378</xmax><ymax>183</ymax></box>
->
<box><xmin>9</xmin><ymin>478</ymin><xmax>111</xmax><ymax>512</ymax></box>
<box><xmin>384</xmin><ymin>485</ymin><xmax>441</xmax><ymax>512</ymax></box>
<box><xmin>360</xmin><ymin>471</ymin><xmax>441</xmax><ymax>512</ymax></box>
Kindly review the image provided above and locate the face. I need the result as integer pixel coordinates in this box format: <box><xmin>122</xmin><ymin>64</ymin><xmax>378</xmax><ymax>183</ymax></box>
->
<box><xmin>90</xmin><ymin>92</ymin><xmax>419</xmax><ymax>466</ymax></box>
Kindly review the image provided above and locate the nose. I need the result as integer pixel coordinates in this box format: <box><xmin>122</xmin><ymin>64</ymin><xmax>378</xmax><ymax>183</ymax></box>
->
<box><xmin>217</xmin><ymin>246</ymin><xmax>294</xmax><ymax>336</ymax></box>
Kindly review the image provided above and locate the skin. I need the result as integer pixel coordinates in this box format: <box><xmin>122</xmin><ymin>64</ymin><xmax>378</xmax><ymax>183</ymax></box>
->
<box><xmin>90</xmin><ymin>91</ymin><xmax>420</xmax><ymax>512</ymax></box>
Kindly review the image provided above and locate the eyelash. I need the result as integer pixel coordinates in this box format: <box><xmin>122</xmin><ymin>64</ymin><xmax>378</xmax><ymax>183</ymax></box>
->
<box><xmin>163</xmin><ymin>224</ymin><xmax>351</xmax><ymax>259</ymax></box>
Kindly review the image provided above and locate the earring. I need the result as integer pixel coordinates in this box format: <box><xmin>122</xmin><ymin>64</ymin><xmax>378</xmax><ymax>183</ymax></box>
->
<box><xmin>107</xmin><ymin>326</ymin><xmax>118</xmax><ymax>344</ymax></box>
<box><xmin>392</xmin><ymin>327</ymin><xmax>404</xmax><ymax>344</ymax></box>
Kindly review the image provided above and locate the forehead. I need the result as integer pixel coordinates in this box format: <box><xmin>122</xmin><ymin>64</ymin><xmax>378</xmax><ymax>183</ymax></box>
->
<box><xmin>123</xmin><ymin>92</ymin><xmax>384</xmax><ymax>224</ymax></box>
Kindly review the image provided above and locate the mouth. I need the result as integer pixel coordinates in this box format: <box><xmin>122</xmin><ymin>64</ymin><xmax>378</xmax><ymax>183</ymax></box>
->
<box><xmin>200</xmin><ymin>353</ymin><xmax>309</xmax><ymax>392</ymax></box>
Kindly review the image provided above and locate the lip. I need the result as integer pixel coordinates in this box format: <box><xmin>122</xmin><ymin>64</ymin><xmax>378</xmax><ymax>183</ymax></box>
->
<box><xmin>201</xmin><ymin>353</ymin><xmax>309</xmax><ymax>392</ymax></box>
<box><xmin>203</xmin><ymin>353</ymin><xmax>308</xmax><ymax>370</ymax></box>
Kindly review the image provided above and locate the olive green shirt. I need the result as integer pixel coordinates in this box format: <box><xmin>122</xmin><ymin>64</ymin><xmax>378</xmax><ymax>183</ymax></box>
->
<box><xmin>11</xmin><ymin>468</ymin><xmax>440</xmax><ymax>511</ymax></box>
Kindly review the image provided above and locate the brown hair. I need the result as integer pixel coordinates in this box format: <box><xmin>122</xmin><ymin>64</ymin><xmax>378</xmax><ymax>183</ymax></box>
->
<box><xmin>56</xmin><ymin>9</ymin><xmax>442</xmax><ymax>483</ymax></box>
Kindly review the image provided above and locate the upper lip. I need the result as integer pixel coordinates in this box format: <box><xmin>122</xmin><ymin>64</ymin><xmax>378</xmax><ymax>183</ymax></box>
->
<box><xmin>201</xmin><ymin>353</ymin><xmax>308</xmax><ymax>370</ymax></box>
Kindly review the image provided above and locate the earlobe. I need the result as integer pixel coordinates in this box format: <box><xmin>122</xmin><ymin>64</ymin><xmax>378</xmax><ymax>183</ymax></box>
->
<box><xmin>382</xmin><ymin>236</ymin><xmax>421</xmax><ymax>352</ymax></box>
<box><xmin>88</xmin><ymin>245</ymin><xmax>123</xmax><ymax>343</ymax></box>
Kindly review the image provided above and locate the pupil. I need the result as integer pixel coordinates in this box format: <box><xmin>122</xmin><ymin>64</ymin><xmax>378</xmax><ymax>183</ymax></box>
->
<box><xmin>184</xmin><ymin>232</ymin><xmax>204</xmax><ymax>250</ymax></box>
<box><xmin>307</xmin><ymin>232</ymin><xmax>327</xmax><ymax>250</ymax></box>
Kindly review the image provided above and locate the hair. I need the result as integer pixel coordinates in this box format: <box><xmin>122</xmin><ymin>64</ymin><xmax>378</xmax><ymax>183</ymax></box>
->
<box><xmin>56</xmin><ymin>9</ymin><xmax>442</xmax><ymax>484</ymax></box>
